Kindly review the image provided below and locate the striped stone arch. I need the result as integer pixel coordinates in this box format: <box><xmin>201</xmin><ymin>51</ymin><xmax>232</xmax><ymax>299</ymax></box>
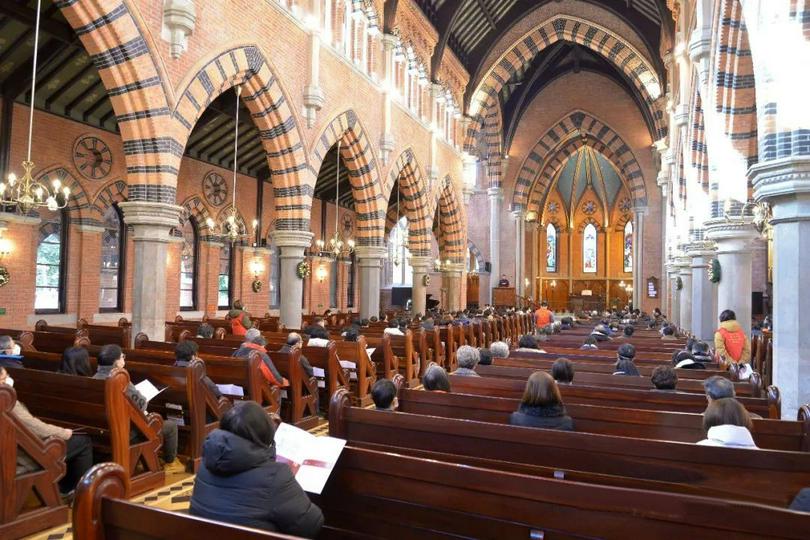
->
<box><xmin>179</xmin><ymin>195</ymin><xmax>213</xmax><ymax>239</ymax></box>
<box><xmin>385</xmin><ymin>149</ymin><xmax>432</xmax><ymax>257</ymax></box>
<box><xmin>36</xmin><ymin>167</ymin><xmax>92</xmax><ymax>225</ymax></box>
<box><xmin>713</xmin><ymin>0</ymin><xmax>757</xmax><ymax>168</ymax></box>
<box><xmin>384</xmin><ymin>202</ymin><xmax>401</xmax><ymax>237</ymax></box>
<box><xmin>173</xmin><ymin>45</ymin><xmax>309</xmax><ymax>231</ymax></box>
<box><xmin>576</xmin><ymin>216</ymin><xmax>604</xmax><ymax>233</ymax></box>
<box><xmin>689</xmin><ymin>87</ymin><xmax>709</xmax><ymax>194</ymax></box>
<box><xmin>56</xmin><ymin>0</ymin><xmax>175</xmax><ymax>197</ymax></box>
<box><xmin>89</xmin><ymin>179</ymin><xmax>128</xmax><ymax>222</ymax></box>
<box><xmin>436</xmin><ymin>176</ymin><xmax>466</xmax><ymax>263</ymax></box>
<box><xmin>514</xmin><ymin>111</ymin><xmax>647</xmax><ymax>213</ymax></box>
<box><xmin>613</xmin><ymin>212</ymin><xmax>632</xmax><ymax>232</ymax></box>
<box><xmin>467</xmin><ymin>240</ymin><xmax>485</xmax><ymax>272</ymax></box>
<box><xmin>311</xmin><ymin>110</ymin><xmax>385</xmax><ymax>247</ymax></box>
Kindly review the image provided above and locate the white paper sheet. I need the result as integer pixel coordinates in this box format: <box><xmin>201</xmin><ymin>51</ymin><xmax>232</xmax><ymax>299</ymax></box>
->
<box><xmin>216</xmin><ymin>384</ymin><xmax>245</xmax><ymax>397</ymax></box>
<box><xmin>274</xmin><ymin>423</ymin><xmax>346</xmax><ymax>494</ymax></box>
<box><xmin>134</xmin><ymin>379</ymin><xmax>165</xmax><ymax>403</ymax></box>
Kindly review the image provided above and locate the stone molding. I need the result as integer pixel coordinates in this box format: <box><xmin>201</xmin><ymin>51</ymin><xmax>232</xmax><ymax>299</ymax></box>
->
<box><xmin>751</xmin><ymin>157</ymin><xmax>810</xmax><ymax>201</ymax></box>
<box><xmin>0</xmin><ymin>212</ymin><xmax>40</xmax><ymax>226</ymax></box>
<box><xmin>409</xmin><ymin>255</ymin><xmax>434</xmax><ymax>272</ymax></box>
<box><xmin>119</xmin><ymin>202</ymin><xmax>184</xmax><ymax>243</ymax></box>
<box><xmin>354</xmin><ymin>246</ymin><xmax>389</xmax><ymax>261</ymax></box>
<box><xmin>269</xmin><ymin>230</ymin><xmax>314</xmax><ymax>250</ymax></box>
<box><xmin>704</xmin><ymin>218</ymin><xmax>760</xmax><ymax>254</ymax></box>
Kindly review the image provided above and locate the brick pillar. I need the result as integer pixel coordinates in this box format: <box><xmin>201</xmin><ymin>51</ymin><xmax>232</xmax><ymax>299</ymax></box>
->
<box><xmin>0</xmin><ymin>213</ymin><xmax>40</xmax><ymax>328</ymax></box>
<box><xmin>74</xmin><ymin>224</ymin><xmax>104</xmax><ymax>320</ymax></box>
<box><xmin>199</xmin><ymin>240</ymin><xmax>222</xmax><ymax>316</ymax></box>
<box><xmin>238</xmin><ymin>246</ymin><xmax>271</xmax><ymax>317</ymax></box>
<box><xmin>164</xmin><ymin>237</ymin><xmax>182</xmax><ymax>323</ymax></box>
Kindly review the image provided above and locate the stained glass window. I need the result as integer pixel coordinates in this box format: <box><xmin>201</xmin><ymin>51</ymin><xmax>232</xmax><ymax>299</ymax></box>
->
<box><xmin>545</xmin><ymin>223</ymin><xmax>557</xmax><ymax>272</ymax></box>
<box><xmin>583</xmin><ymin>223</ymin><xmax>597</xmax><ymax>273</ymax></box>
<box><xmin>624</xmin><ymin>221</ymin><xmax>633</xmax><ymax>273</ymax></box>
<box><xmin>217</xmin><ymin>243</ymin><xmax>232</xmax><ymax>309</ymax></box>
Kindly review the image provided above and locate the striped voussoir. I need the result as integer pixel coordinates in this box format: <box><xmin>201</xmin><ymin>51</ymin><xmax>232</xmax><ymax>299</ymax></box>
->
<box><xmin>463</xmin><ymin>115</ymin><xmax>484</xmax><ymax>154</ymax></box>
<box><xmin>513</xmin><ymin>111</ymin><xmax>646</xmax><ymax>214</ymax></box>
<box><xmin>36</xmin><ymin>167</ymin><xmax>98</xmax><ymax>226</ymax></box>
<box><xmin>689</xmin><ymin>89</ymin><xmax>709</xmax><ymax>193</ymax></box>
<box><xmin>386</xmin><ymin>149</ymin><xmax>432</xmax><ymax>257</ymax></box>
<box><xmin>467</xmin><ymin>239</ymin><xmax>485</xmax><ymax>272</ymax></box>
<box><xmin>90</xmin><ymin>179</ymin><xmax>128</xmax><ymax>222</ymax></box>
<box><xmin>471</xmin><ymin>16</ymin><xmax>666</xmax><ymax>140</ymax></box>
<box><xmin>577</xmin><ymin>216</ymin><xmax>603</xmax><ymax>233</ymax></box>
<box><xmin>173</xmin><ymin>45</ymin><xmax>309</xmax><ymax>228</ymax></box>
<box><xmin>312</xmin><ymin>110</ymin><xmax>386</xmax><ymax>247</ymax></box>
<box><xmin>437</xmin><ymin>176</ymin><xmax>466</xmax><ymax>263</ymax></box>
<box><xmin>56</xmin><ymin>0</ymin><xmax>177</xmax><ymax>192</ymax></box>
<box><xmin>181</xmin><ymin>196</ymin><xmax>213</xmax><ymax>231</ymax></box>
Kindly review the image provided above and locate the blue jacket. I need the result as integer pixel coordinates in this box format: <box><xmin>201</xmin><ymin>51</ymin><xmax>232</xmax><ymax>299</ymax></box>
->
<box><xmin>190</xmin><ymin>429</ymin><xmax>323</xmax><ymax>538</ymax></box>
<box><xmin>0</xmin><ymin>354</ymin><xmax>23</xmax><ymax>369</ymax></box>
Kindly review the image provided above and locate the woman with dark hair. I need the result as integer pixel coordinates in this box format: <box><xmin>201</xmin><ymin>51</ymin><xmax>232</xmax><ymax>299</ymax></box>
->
<box><xmin>614</xmin><ymin>345</ymin><xmax>640</xmax><ymax>377</ymax></box>
<box><xmin>580</xmin><ymin>335</ymin><xmax>599</xmax><ymax>350</ymax></box>
<box><xmin>714</xmin><ymin>309</ymin><xmax>751</xmax><ymax>371</ymax></box>
<box><xmin>551</xmin><ymin>358</ymin><xmax>574</xmax><ymax>384</ymax></box>
<box><xmin>509</xmin><ymin>371</ymin><xmax>573</xmax><ymax>431</ymax></box>
<box><xmin>422</xmin><ymin>364</ymin><xmax>451</xmax><ymax>392</ymax></box>
<box><xmin>59</xmin><ymin>346</ymin><xmax>93</xmax><ymax>376</ymax></box>
<box><xmin>697</xmin><ymin>398</ymin><xmax>757</xmax><ymax>448</ymax></box>
<box><xmin>190</xmin><ymin>402</ymin><xmax>323</xmax><ymax>537</ymax></box>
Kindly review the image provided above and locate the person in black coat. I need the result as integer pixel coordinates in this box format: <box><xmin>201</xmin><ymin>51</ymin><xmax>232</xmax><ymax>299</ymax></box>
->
<box><xmin>190</xmin><ymin>401</ymin><xmax>323</xmax><ymax>537</ymax></box>
<box><xmin>509</xmin><ymin>371</ymin><xmax>574</xmax><ymax>431</ymax></box>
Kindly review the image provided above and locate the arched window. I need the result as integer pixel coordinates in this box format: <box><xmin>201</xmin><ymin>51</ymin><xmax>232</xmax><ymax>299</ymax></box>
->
<box><xmin>217</xmin><ymin>243</ymin><xmax>233</xmax><ymax>310</ymax></box>
<box><xmin>545</xmin><ymin>223</ymin><xmax>557</xmax><ymax>272</ymax></box>
<box><xmin>347</xmin><ymin>252</ymin><xmax>355</xmax><ymax>308</ymax></box>
<box><xmin>100</xmin><ymin>205</ymin><xmax>126</xmax><ymax>312</ymax></box>
<box><xmin>35</xmin><ymin>209</ymin><xmax>68</xmax><ymax>313</ymax></box>
<box><xmin>388</xmin><ymin>216</ymin><xmax>412</xmax><ymax>286</ymax></box>
<box><xmin>269</xmin><ymin>242</ymin><xmax>280</xmax><ymax>308</ymax></box>
<box><xmin>180</xmin><ymin>218</ymin><xmax>198</xmax><ymax>311</ymax></box>
<box><xmin>583</xmin><ymin>223</ymin><xmax>597</xmax><ymax>273</ymax></box>
<box><xmin>624</xmin><ymin>221</ymin><xmax>634</xmax><ymax>273</ymax></box>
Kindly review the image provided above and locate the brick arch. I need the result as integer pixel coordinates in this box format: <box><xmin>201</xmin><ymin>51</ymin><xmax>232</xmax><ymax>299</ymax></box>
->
<box><xmin>385</xmin><ymin>149</ymin><xmax>432</xmax><ymax>257</ymax></box>
<box><xmin>311</xmin><ymin>110</ymin><xmax>385</xmax><ymax>247</ymax></box>
<box><xmin>613</xmin><ymin>212</ymin><xmax>632</xmax><ymax>233</ymax></box>
<box><xmin>89</xmin><ymin>179</ymin><xmax>128</xmax><ymax>223</ymax></box>
<box><xmin>172</xmin><ymin>45</ymin><xmax>309</xmax><ymax>231</ymax></box>
<box><xmin>688</xmin><ymin>87</ymin><xmax>709</xmax><ymax>194</ymax></box>
<box><xmin>56</xmin><ymin>1</ymin><xmax>175</xmax><ymax>195</ymax></box>
<box><xmin>179</xmin><ymin>196</ymin><xmax>213</xmax><ymax>238</ymax></box>
<box><xmin>577</xmin><ymin>216</ymin><xmax>604</xmax><ymax>233</ymax></box>
<box><xmin>436</xmin><ymin>176</ymin><xmax>466</xmax><ymax>263</ymax></box>
<box><xmin>467</xmin><ymin>239</ymin><xmax>485</xmax><ymax>272</ymax></box>
<box><xmin>514</xmin><ymin>111</ymin><xmax>647</xmax><ymax>213</ymax></box>
<box><xmin>35</xmin><ymin>166</ymin><xmax>91</xmax><ymax>225</ymax></box>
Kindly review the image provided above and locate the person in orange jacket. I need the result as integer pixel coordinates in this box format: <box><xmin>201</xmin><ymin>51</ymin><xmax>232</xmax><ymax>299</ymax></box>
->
<box><xmin>534</xmin><ymin>301</ymin><xmax>554</xmax><ymax>331</ymax></box>
<box><xmin>713</xmin><ymin>309</ymin><xmax>752</xmax><ymax>372</ymax></box>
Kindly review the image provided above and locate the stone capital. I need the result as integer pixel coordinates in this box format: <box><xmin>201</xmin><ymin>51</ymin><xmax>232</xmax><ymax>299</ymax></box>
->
<box><xmin>270</xmin><ymin>230</ymin><xmax>314</xmax><ymax>250</ymax></box>
<box><xmin>704</xmin><ymin>218</ymin><xmax>760</xmax><ymax>254</ymax></box>
<box><xmin>381</xmin><ymin>33</ymin><xmax>397</xmax><ymax>51</ymax></box>
<box><xmin>511</xmin><ymin>209</ymin><xmax>525</xmax><ymax>221</ymax></box>
<box><xmin>685</xmin><ymin>240</ymin><xmax>716</xmax><ymax>260</ymax></box>
<box><xmin>752</xmin><ymin>157</ymin><xmax>810</xmax><ymax>203</ymax></box>
<box><xmin>119</xmin><ymin>201</ymin><xmax>183</xmax><ymax>243</ymax></box>
<box><xmin>441</xmin><ymin>262</ymin><xmax>465</xmax><ymax>276</ymax></box>
<box><xmin>409</xmin><ymin>255</ymin><xmax>434</xmax><ymax>272</ymax></box>
<box><xmin>487</xmin><ymin>187</ymin><xmax>503</xmax><ymax>200</ymax></box>
<box><xmin>674</xmin><ymin>103</ymin><xmax>689</xmax><ymax>128</ymax></box>
<box><xmin>633</xmin><ymin>205</ymin><xmax>649</xmax><ymax>217</ymax></box>
<box><xmin>354</xmin><ymin>245</ymin><xmax>388</xmax><ymax>261</ymax></box>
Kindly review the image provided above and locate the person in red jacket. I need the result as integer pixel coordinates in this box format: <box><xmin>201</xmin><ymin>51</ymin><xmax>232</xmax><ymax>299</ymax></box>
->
<box><xmin>228</xmin><ymin>299</ymin><xmax>253</xmax><ymax>336</ymax></box>
<box><xmin>714</xmin><ymin>309</ymin><xmax>752</xmax><ymax>376</ymax></box>
<box><xmin>534</xmin><ymin>301</ymin><xmax>553</xmax><ymax>331</ymax></box>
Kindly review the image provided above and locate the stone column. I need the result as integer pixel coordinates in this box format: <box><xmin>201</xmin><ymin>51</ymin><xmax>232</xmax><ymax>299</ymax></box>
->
<box><xmin>676</xmin><ymin>255</ymin><xmax>693</xmax><ymax>333</ymax></box>
<box><xmin>442</xmin><ymin>262</ymin><xmax>464</xmax><ymax>312</ymax></box>
<box><xmin>657</xmin><ymin>168</ymin><xmax>670</xmax><ymax>314</ymax></box>
<box><xmin>119</xmin><ymin>202</ymin><xmax>183</xmax><ymax>344</ymax></box>
<box><xmin>666</xmin><ymin>261</ymin><xmax>680</xmax><ymax>325</ymax></box>
<box><xmin>269</xmin><ymin>230</ymin><xmax>313</xmax><ymax>330</ymax></box>
<box><xmin>705</xmin><ymin>219</ymin><xmax>759</xmax><ymax>337</ymax></box>
<box><xmin>355</xmin><ymin>245</ymin><xmax>387</xmax><ymax>319</ymax></box>
<box><xmin>752</xmin><ymin>157</ymin><xmax>810</xmax><ymax>419</ymax></box>
<box><xmin>487</xmin><ymin>187</ymin><xmax>502</xmax><ymax>299</ymax></box>
<box><xmin>512</xmin><ymin>209</ymin><xmax>525</xmax><ymax>297</ymax></box>
<box><xmin>410</xmin><ymin>256</ymin><xmax>433</xmax><ymax>316</ymax></box>
<box><xmin>528</xmin><ymin>222</ymin><xmax>539</xmax><ymax>301</ymax></box>
<box><xmin>632</xmin><ymin>207</ymin><xmax>647</xmax><ymax>308</ymax></box>
<box><xmin>687</xmin><ymin>241</ymin><xmax>717</xmax><ymax>342</ymax></box>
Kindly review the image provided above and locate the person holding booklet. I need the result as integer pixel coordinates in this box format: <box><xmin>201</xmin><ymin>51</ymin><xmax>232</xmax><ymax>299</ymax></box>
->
<box><xmin>92</xmin><ymin>344</ymin><xmax>183</xmax><ymax>473</ymax></box>
<box><xmin>190</xmin><ymin>401</ymin><xmax>324</xmax><ymax>537</ymax></box>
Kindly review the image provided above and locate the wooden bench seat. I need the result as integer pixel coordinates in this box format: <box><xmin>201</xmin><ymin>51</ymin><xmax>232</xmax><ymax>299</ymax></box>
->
<box><xmin>494</xmin><ymin>355</ymin><xmax>730</xmax><ymax>378</ymax></box>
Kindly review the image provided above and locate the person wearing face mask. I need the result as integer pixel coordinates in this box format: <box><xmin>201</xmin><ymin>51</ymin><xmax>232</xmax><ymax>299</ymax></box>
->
<box><xmin>1</xmin><ymin>366</ymin><xmax>94</xmax><ymax>496</ymax></box>
<box><xmin>0</xmin><ymin>335</ymin><xmax>23</xmax><ymax>368</ymax></box>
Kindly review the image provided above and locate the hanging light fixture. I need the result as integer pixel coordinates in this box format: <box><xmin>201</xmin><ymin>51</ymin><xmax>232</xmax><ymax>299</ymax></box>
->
<box><xmin>392</xmin><ymin>183</ymin><xmax>405</xmax><ymax>267</ymax></box>
<box><xmin>206</xmin><ymin>86</ymin><xmax>256</xmax><ymax>243</ymax></box>
<box><xmin>325</xmin><ymin>139</ymin><xmax>355</xmax><ymax>257</ymax></box>
<box><xmin>0</xmin><ymin>0</ymin><xmax>70</xmax><ymax>214</ymax></box>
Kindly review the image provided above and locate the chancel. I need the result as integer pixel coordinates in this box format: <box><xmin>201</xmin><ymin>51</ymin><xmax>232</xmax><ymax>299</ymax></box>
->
<box><xmin>0</xmin><ymin>1</ymin><xmax>809</xmax><ymax>539</ymax></box>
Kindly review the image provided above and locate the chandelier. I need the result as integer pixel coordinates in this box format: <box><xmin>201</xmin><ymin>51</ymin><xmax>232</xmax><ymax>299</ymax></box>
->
<box><xmin>316</xmin><ymin>139</ymin><xmax>355</xmax><ymax>257</ymax></box>
<box><xmin>0</xmin><ymin>0</ymin><xmax>70</xmax><ymax>214</ymax></box>
<box><xmin>723</xmin><ymin>198</ymin><xmax>772</xmax><ymax>236</ymax></box>
<box><xmin>206</xmin><ymin>85</ymin><xmax>256</xmax><ymax>243</ymax></box>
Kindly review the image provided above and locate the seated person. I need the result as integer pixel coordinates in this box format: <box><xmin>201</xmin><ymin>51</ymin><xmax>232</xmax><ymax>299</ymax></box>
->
<box><xmin>613</xmin><ymin>344</ymin><xmax>640</xmax><ymax>376</ymax></box>
<box><xmin>477</xmin><ymin>348</ymin><xmax>493</xmax><ymax>366</ymax></box>
<box><xmin>307</xmin><ymin>327</ymin><xmax>331</xmax><ymax>347</ymax></box>
<box><xmin>590</xmin><ymin>324</ymin><xmax>612</xmax><ymax>342</ymax></box>
<box><xmin>383</xmin><ymin>319</ymin><xmax>404</xmax><ymax>336</ymax></box>
<box><xmin>452</xmin><ymin>345</ymin><xmax>480</xmax><ymax>377</ymax></box>
<box><xmin>196</xmin><ymin>323</ymin><xmax>215</xmax><ymax>339</ymax></box>
<box><xmin>234</xmin><ymin>329</ymin><xmax>287</xmax><ymax>387</ymax></box>
<box><xmin>651</xmin><ymin>365</ymin><xmax>678</xmax><ymax>390</ymax></box>
<box><xmin>551</xmin><ymin>358</ymin><xmax>574</xmax><ymax>384</ymax></box>
<box><xmin>515</xmin><ymin>335</ymin><xmax>545</xmax><ymax>353</ymax></box>
<box><xmin>227</xmin><ymin>300</ymin><xmax>253</xmax><ymax>336</ymax></box>
<box><xmin>2</xmin><ymin>366</ymin><xmax>94</xmax><ymax>495</ymax></box>
<box><xmin>278</xmin><ymin>333</ymin><xmax>314</xmax><ymax>377</ymax></box>
<box><xmin>673</xmin><ymin>351</ymin><xmax>706</xmax><ymax>370</ymax></box>
<box><xmin>661</xmin><ymin>325</ymin><xmax>678</xmax><ymax>340</ymax></box>
<box><xmin>175</xmin><ymin>341</ymin><xmax>222</xmax><ymax>399</ymax></box>
<box><xmin>421</xmin><ymin>316</ymin><xmax>435</xmax><ymax>331</ymax></box>
<box><xmin>619</xmin><ymin>326</ymin><xmax>634</xmax><ymax>339</ymax></box>
<box><xmin>580</xmin><ymin>336</ymin><xmax>599</xmax><ymax>350</ymax></box>
<box><xmin>59</xmin><ymin>346</ymin><xmax>93</xmax><ymax>376</ymax></box>
<box><xmin>697</xmin><ymin>398</ymin><xmax>758</xmax><ymax>449</ymax></box>
<box><xmin>691</xmin><ymin>341</ymin><xmax>714</xmax><ymax>365</ymax></box>
<box><xmin>703</xmin><ymin>375</ymin><xmax>735</xmax><ymax>404</ymax></box>
<box><xmin>0</xmin><ymin>335</ymin><xmax>23</xmax><ymax>368</ymax></box>
<box><xmin>489</xmin><ymin>341</ymin><xmax>509</xmax><ymax>359</ymax></box>
<box><xmin>371</xmin><ymin>379</ymin><xmax>398</xmax><ymax>411</ymax></box>
<box><xmin>509</xmin><ymin>371</ymin><xmax>574</xmax><ymax>431</ymax></box>
<box><xmin>93</xmin><ymin>344</ymin><xmax>183</xmax><ymax>473</ymax></box>
<box><xmin>343</xmin><ymin>328</ymin><xmax>359</xmax><ymax>342</ymax></box>
<box><xmin>302</xmin><ymin>317</ymin><xmax>326</xmax><ymax>338</ymax></box>
<box><xmin>422</xmin><ymin>364</ymin><xmax>451</xmax><ymax>392</ymax></box>
<box><xmin>190</xmin><ymin>401</ymin><xmax>323</xmax><ymax>536</ymax></box>
<box><xmin>559</xmin><ymin>316</ymin><xmax>574</xmax><ymax>330</ymax></box>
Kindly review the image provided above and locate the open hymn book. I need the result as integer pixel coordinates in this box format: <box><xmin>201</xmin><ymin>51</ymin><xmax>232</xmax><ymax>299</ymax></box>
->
<box><xmin>274</xmin><ymin>423</ymin><xmax>346</xmax><ymax>494</ymax></box>
<box><xmin>134</xmin><ymin>379</ymin><xmax>167</xmax><ymax>404</ymax></box>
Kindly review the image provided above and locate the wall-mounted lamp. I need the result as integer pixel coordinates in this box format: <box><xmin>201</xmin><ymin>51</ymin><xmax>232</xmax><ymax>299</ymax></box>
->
<box><xmin>250</xmin><ymin>258</ymin><xmax>264</xmax><ymax>278</ymax></box>
<box><xmin>316</xmin><ymin>264</ymin><xmax>328</xmax><ymax>283</ymax></box>
<box><xmin>549</xmin><ymin>280</ymin><xmax>557</xmax><ymax>288</ymax></box>
<box><xmin>0</xmin><ymin>225</ymin><xmax>12</xmax><ymax>259</ymax></box>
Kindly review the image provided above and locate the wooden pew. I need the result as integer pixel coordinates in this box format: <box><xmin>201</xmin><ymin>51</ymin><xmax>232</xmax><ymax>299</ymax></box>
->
<box><xmin>270</xmin><ymin>349</ymin><xmax>319</xmax><ymax>430</ymax></box>
<box><xmin>328</xmin><ymin>389</ymin><xmax>810</xmax><ymax>508</ymax></box>
<box><xmin>396</xmin><ymin>388</ymin><xmax>810</xmax><ymax>452</ymax></box>
<box><xmin>476</xmin><ymin>363</ymin><xmax>764</xmax><ymax>397</ymax></box>
<box><xmin>334</xmin><ymin>336</ymin><xmax>376</xmax><ymax>407</ymax></box>
<box><xmin>0</xmin><ymin>328</ymin><xmax>34</xmax><ymax>351</ymax></box>
<box><xmin>447</xmin><ymin>374</ymin><xmax>780</xmax><ymax>418</ymax></box>
<box><xmin>78</xmin><ymin>318</ymin><xmax>132</xmax><ymax>347</ymax></box>
<box><xmin>494</xmin><ymin>355</ymin><xmax>731</xmax><ymax>379</ymax></box>
<box><xmin>0</xmin><ymin>386</ymin><xmax>68</xmax><ymax>540</ymax></box>
<box><xmin>296</xmin><ymin>342</ymin><xmax>350</xmax><ymax>413</ymax></box>
<box><xmin>72</xmin><ymin>463</ymin><xmax>298</xmax><ymax>540</ymax></box>
<box><xmin>6</xmin><ymin>367</ymin><xmax>165</xmax><ymax>495</ymax></box>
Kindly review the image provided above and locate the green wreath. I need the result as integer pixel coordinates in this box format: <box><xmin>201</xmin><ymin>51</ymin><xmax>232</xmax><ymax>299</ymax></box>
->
<box><xmin>675</xmin><ymin>276</ymin><xmax>683</xmax><ymax>291</ymax></box>
<box><xmin>708</xmin><ymin>258</ymin><xmax>721</xmax><ymax>284</ymax></box>
<box><xmin>296</xmin><ymin>260</ymin><xmax>311</xmax><ymax>279</ymax></box>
